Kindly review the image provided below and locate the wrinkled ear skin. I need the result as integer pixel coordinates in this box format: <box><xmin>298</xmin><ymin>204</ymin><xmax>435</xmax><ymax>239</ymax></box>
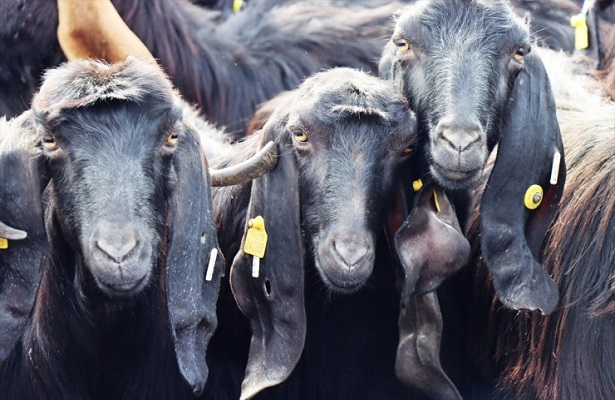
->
<box><xmin>393</xmin><ymin>186</ymin><xmax>467</xmax><ymax>400</ymax></box>
<box><xmin>395</xmin><ymin>186</ymin><xmax>470</xmax><ymax>296</ymax></box>
<box><xmin>396</xmin><ymin>292</ymin><xmax>462</xmax><ymax>400</ymax></box>
<box><xmin>230</xmin><ymin>124</ymin><xmax>305</xmax><ymax>400</ymax></box>
<box><xmin>480</xmin><ymin>51</ymin><xmax>566</xmax><ymax>315</ymax></box>
<box><xmin>165</xmin><ymin>125</ymin><xmax>225</xmax><ymax>396</ymax></box>
<box><xmin>0</xmin><ymin>115</ymin><xmax>48</xmax><ymax>360</ymax></box>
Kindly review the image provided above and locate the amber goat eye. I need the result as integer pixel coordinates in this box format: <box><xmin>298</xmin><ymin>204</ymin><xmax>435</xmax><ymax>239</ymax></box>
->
<box><xmin>513</xmin><ymin>45</ymin><xmax>530</xmax><ymax>62</ymax></box>
<box><xmin>293</xmin><ymin>129</ymin><xmax>308</xmax><ymax>143</ymax></box>
<box><xmin>402</xmin><ymin>146</ymin><xmax>413</xmax><ymax>155</ymax></box>
<box><xmin>42</xmin><ymin>134</ymin><xmax>59</xmax><ymax>151</ymax></box>
<box><xmin>396</xmin><ymin>39</ymin><xmax>410</xmax><ymax>52</ymax></box>
<box><xmin>166</xmin><ymin>131</ymin><xmax>179</xmax><ymax>146</ymax></box>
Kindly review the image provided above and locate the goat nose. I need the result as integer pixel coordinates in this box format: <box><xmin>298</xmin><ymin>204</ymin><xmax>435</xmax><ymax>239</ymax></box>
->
<box><xmin>94</xmin><ymin>228</ymin><xmax>140</xmax><ymax>263</ymax></box>
<box><xmin>333</xmin><ymin>238</ymin><xmax>369</xmax><ymax>268</ymax></box>
<box><xmin>436</xmin><ymin>122</ymin><xmax>481</xmax><ymax>152</ymax></box>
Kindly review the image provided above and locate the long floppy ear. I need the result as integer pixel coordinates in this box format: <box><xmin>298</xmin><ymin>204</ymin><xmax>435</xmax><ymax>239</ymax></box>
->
<box><xmin>395</xmin><ymin>186</ymin><xmax>470</xmax><ymax>296</ymax></box>
<box><xmin>395</xmin><ymin>292</ymin><xmax>462</xmax><ymax>400</ymax></box>
<box><xmin>0</xmin><ymin>114</ymin><xmax>48</xmax><ymax>360</ymax></box>
<box><xmin>230</xmin><ymin>123</ymin><xmax>305</xmax><ymax>400</ymax></box>
<box><xmin>165</xmin><ymin>123</ymin><xmax>225</xmax><ymax>396</ymax></box>
<box><xmin>480</xmin><ymin>51</ymin><xmax>566</xmax><ymax>315</ymax></box>
<box><xmin>393</xmin><ymin>186</ymin><xmax>467</xmax><ymax>400</ymax></box>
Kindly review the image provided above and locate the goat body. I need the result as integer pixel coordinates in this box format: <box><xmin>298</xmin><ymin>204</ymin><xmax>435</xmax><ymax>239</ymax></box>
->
<box><xmin>207</xmin><ymin>67</ymin><xmax>439</xmax><ymax>400</ymax></box>
<box><xmin>0</xmin><ymin>58</ymin><xmax>225</xmax><ymax>400</ymax></box>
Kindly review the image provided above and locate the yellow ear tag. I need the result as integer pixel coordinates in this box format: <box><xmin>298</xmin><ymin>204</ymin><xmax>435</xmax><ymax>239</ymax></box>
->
<box><xmin>570</xmin><ymin>14</ymin><xmax>589</xmax><ymax>50</ymax></box>
<box><xmin>244</xmin><ymin>216</ymin><xmax>268</xmax><ymax>278</ymax></box>
<box><xmin>432</xmin><ymin>190</ymin><xmax>441</xmax><ymax>213</ymax></box>
<box><xmin>232</xmin><ymin>0</ymin><xmax>243</xmax><ymax>13</ymax></box>
<box><xmin>0</xmin><ymin>238</ymin><xmax>8</xmax><ymax>250</ymax></box>
<box><xmin>412</xmin><ymin>179</ymin><xmax>423</xmax><ymax>192</ymax></box>
<box><xmin>524</xmin><ymin>184</ymin><xmax>544</xmax><ymax>210</ymax></box>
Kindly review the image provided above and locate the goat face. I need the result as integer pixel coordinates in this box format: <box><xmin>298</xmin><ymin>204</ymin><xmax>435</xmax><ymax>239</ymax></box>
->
<box><xmin>36</xmin><ymin>101</ymin><xmax>180</xmax><ymax>296</ymax></box>
<box><xmin>382</xmin><ymin>0</ymin><xmax>530</xmax><ymax>189</ymax></box>
<box><xmin>289</xmin><ymin>74</ymin><xmax>418</xmax><ymax>293</ymax></box>
<box><xmin>230</xmin><ymin>68</ymin><xmax>418</xmax><ymax>399</ymax></box>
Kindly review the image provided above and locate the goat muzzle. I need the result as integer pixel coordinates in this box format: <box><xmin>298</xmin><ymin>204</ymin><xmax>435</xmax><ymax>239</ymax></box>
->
<box><xmin>209</xmin><ymin>141</ymin><xmax>278</xmax><ymax>186</ymax></box>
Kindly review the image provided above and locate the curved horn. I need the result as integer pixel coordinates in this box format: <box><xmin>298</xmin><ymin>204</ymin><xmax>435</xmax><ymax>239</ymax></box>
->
<box><xmin>0</xmin><ymin>220</ymin><xmax>27</xmax><ymax>241</ymax></box>
<box><xmin>210</xmin><ymin>141</ymin><xmax>278</xmax><ymax>187</ymax></box>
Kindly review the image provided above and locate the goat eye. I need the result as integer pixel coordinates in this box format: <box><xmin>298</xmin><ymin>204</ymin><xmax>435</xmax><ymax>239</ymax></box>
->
<box><xmin>512</xmin><ymin>45</ymin><xmax>530</xmax><ymax>62</ymax></box>
<box><xmin>395</xmin><ymin>39</ymin><xmax>410</xmax><ymax>52</ymax></box>
<box><xmin>42</xmin><ymin>133</ymin><xmax>59</xmax><ymax>151</ymax></box>
<box><xmin>165</xmin><ymin>131</ymin><xmax>179</xmax><ymax>146</ymax></box>
<box><xmin>402</xmin><ymin>146</ymin><xmax>413</xmax><ymax>155</ymax></box>
<box><xmin>293</xmin><ymin>129</ymin><xmax>308</xmax><ymax>143</ymax></box>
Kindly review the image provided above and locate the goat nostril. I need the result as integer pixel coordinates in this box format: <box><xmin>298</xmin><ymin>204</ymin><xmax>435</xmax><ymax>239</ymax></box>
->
<box><xmin>95</xmin><ymin>236</ymin><xmax>139</xmax><ymax>263</ymax></box>
<box><xmin>333</xmin><ymin>239</ymin><xmax>369</xmax><ymax>268</ymax></box>
<box><xmin>440</xmin><ymin>129</ymin><xmax>481</xmax><ymax>152</ymax></box>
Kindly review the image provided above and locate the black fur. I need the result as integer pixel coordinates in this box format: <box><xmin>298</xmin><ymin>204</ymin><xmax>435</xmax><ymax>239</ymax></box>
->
<box><xmin>0</xmin><ymin>58</ymin><xmax>224</xmax><ymax>400</ymax></box>
<box><xmin>380</xmin><ymin>0</ymin><xmax>566</xmax><ymax>314</ymax></box>
<box><xmin>208</xmin><ymin>68</ymin><xmax>426</xmax><ymax>400</ymax></box>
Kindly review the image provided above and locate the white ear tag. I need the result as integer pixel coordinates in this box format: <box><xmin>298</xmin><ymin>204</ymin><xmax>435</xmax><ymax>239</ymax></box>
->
<box><xmin>550</xmin><ymin>150</ymin><xmax>561</xmax><ymax>185</ymax></box>
<box><xmin>205</xmin><ymin>248</ymin><xmax>218</xmax><ymax>282</ymax></box>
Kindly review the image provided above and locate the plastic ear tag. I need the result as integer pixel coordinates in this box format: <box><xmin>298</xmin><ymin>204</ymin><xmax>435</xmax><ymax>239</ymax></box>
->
<box><xmin>0</xmin><ymin>238</ymin><xmax>7</xmax><ymax>250</ymax></box>
<box><xmin>570</xmin><ymin>14</ymin><xmax>589</xmax><ymax>50</ymax></box>
<box><xmin>432</xmin><ymin>190</ymin><xmax>441</xmax><ymax>213</ymax></box>
<box><xmin>205</xmin><ymin>248</ymin><xmax>218</xmax><ymax>282</ymax></box>
<box><xmin>233</xmin><ymin>0</ymin><xmax>243</xmax><ymax>13</ymax></box>
<box><xmin>550</xmin><ymin>150</ymin><xmax>561</xmax><ymax>185</ymax></box>
<box><xmin>412</xmin><ymin>179</ymin><xmax>423</xmax><ymax>192</ymax></box>
<box><xmin>524</xmin><ymin>184</ymin><xmax>544</xmax><ymax>210</ymax></box>
<box><xmin>244</xmin><ymin>216</ymin><xmax>268</xmax><ymax>278</ymax></box>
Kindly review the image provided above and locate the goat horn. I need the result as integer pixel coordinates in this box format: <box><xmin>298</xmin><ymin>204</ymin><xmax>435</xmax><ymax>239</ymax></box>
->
<box><xmin>210</xmin><ymin>141</ymin><xmax>278</xmax><ymax>187</ymax></box>
<box><xmin>0</xmin><ymin>220</ymin><xmax>28</xmax><ymax>240</ymax></box>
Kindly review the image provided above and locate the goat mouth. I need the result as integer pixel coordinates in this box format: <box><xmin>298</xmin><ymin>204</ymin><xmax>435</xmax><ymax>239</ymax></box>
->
<box><xmin>314</xmin><ymin>253</ymin><xmax>370</xmax><ymax>294</ymax></box>
<box><xmin>430</xmin><ymin>162</ymin><xmax>482</xmax><ymax>189</ymax></box>
<box><xmin>96</xmin><ymin>274</ymin><xmax>150</xmax><ymax>297</ymax></box>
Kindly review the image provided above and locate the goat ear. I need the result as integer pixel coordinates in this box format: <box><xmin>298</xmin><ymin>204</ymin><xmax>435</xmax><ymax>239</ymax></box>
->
<box><xmin>230</xmin><ymin>124</ymin><xmax>305</xmax><ymax>400</ymax></box>
<box><xmin>378</xmin><ymin>41</ymin><xmax>402</xmax><ymax>82</ymax></box>
<box><xmin>395</xmin><ymin>186</ymin><xmax>470</xmax><ymax>296</ymax></box>
<box><xmin>0</xmin><ymin>114</ymin><xmax>48</xmax><ymax>360</ymax></box>
<box><xmin>395</xmin><ymin>292</ymin><xmax>462</xmax><ymax>400</ymax></box>
<box><xmin>480</xmin><ymin>51</ymin><xmax>566</xmax><ymax>315</ymax></box>
<box><xmin>165</xmin><ymin>124</ymin><xmax>224</xmax><ymax>396</ymax></box>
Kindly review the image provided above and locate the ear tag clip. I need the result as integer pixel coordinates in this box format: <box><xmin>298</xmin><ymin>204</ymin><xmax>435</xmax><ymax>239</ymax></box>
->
<box><xmin>432</xmin><ymin>190</ymin><xmax>441</xmax><ymax>213</ymax></box>
<box><xmin>205</xmin><ymin>248</ymin><xmax>218</xmax><ymax>282</ymax></box>
<box><xmin>0</xmin><ymin>238</ymin><xmax>8</xmax><ymax>250</ymax></box>
<box><xmin>244</xmin><ymin>216</ymin><xmax>268</xmax><ymax>278</ymax></box>
<box><xmin>570</xmin><ymin>14</ymin><xmax>589</xmax><ymax>50</ymax></box>
<box><xmin>412</xmin><ymin>179</ymin><xmax>423</xmax><ymax>192</ymax></box>
<box><xmin>524</xmin><ymin>184</ymin><xmax>544</xmax><ymax>210</ymax></box>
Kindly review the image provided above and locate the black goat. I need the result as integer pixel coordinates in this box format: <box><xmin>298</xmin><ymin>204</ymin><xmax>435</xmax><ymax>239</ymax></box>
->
<box><xmin>0</xmin><ymin>58</ymin><xmax>269</xmax><ymax>400</ymax></box>
<box><xmin>379</xmin><ymin>0</ymin><xmax>567</xmax><ymax>315</ymax></box>
<box><xmin>449</xmin><ymin>49</ymin><xmax>615</xmax><ymax>400</ymax></box>
<box><xmin>205</xmin><ymin>67</ymin><xmax>467</xmax><ymax>400</ymax></box>
<box><xmin>3</xmin><ymin>0</ymin><xmax>400</xmax><ymax>136</ymax></box>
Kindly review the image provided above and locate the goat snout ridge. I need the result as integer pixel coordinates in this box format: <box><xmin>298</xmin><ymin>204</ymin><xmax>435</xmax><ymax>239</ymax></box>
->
<box><xmin>333</xmin><ymin>237</ymin><xmax>369</xmax><ymax>268</ymax></box>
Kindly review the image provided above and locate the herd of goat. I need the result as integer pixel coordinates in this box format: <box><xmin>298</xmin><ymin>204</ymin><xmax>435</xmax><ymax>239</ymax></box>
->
<box><xmin>0</xmin><ymin>0</ymin><xmax>613</xmax><ymax>399</ymax></box>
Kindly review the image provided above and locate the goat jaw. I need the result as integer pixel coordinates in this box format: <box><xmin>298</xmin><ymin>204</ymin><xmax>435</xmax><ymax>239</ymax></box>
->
<box><xmin>210</xmin><ymin>141</ymin><xmax>278</xmax><ymax>186</ymax></box>
<box><xmin>0</xmin><ymin>220</ymin><xmax>27</xmax><ymax>240</ymax></box>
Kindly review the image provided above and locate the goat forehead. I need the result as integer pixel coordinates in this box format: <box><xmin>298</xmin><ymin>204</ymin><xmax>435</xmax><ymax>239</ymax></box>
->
<box><xmin>58</xmin><ymin>104</ymin><xmax>171</xmax><ymax>154</ymax></box>
<box><xmin>397</xmin><ymin>0</ymin><xmax>528</xmax><ymax>51</ymax></box>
